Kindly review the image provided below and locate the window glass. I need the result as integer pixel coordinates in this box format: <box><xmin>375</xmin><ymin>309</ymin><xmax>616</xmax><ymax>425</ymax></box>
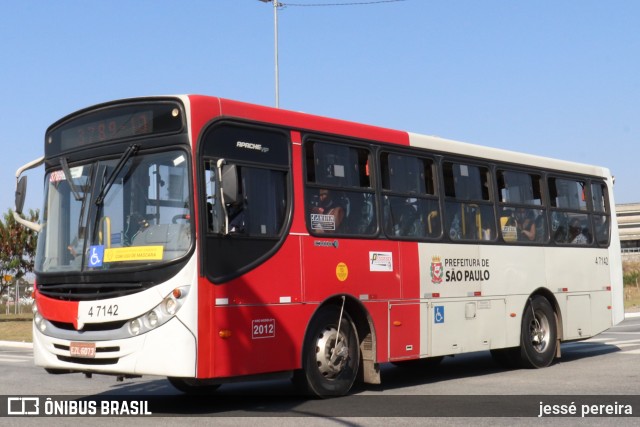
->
<box><xmin>552</xmin><ymin>212</ymin><xmax>593</xmax><ymax>245</ymax></box>
<box><xmin>499</xmin><ymin>207</ymin><xmax>547</xmax><ymax>243</ymax></box>
<box><xmin>381</xmin><ymin>154</ymin><xmax>434</xmax><ymax>195</ymax></box>
<box><xmin>549</xmin><ymin>178</ymin><xmax>588</xmax><ymax>210</ymax></box>
<box><xmin>204</xmin><ymin>160</ymin><xmax>286</xmax><ymax>237</ymax></box>
<box><xmin>307</xmin><ymin>142</ymin><xmax>370</xmax><ymax>188</ymax></box>
<box><xmin>445</xmin><ymin>203</ymin><xmax>495</xmax><ymax>241</ymax></box>
<box><xmin>497</xmin><ymin>170</ymin><xmax>547</xmax><ymax>244</ymax></box>
<box><xmin>199</xmin><ymin>123</ymin><xmax>291</xmax><ymax>284</ymax></box>
<box><xmin>443</xmin><ymin>161</ymin><xmax>494</xmax><ymax>241</ymax></box>
<box><xmin>384</xmin><ymin>197</ymin><xmax>441</xmax><ymax>238</ymax></box>
<box><xmin>305</xmin><ymin>141</ymin><xmax>375</xmax><ymax>235</ymax></box>
<box><xmin>591</xmin><ymin>182</ymin><xmax>608</xmax><ymax>213</ymax></box>
<box><xmin>443</xmin><ymin>162</ymin><xmax>491</xmax><ymax>201</ymax></box>
<box><xmin>591</xmin><ymin>182</ymin><xmax>610</xmax><ymax>246</ymax></box>
<box><xmin>548</xmin><ymin>176</ymin><xmax>598</xmax><ymax>246</ymax></box>
<box><xmin>498</xmin><ymin>170</ymin><xmax>542</xmax><ymax>205</ymax></box>
<box><xmin>381</xmin><ymin>153</ymin><xmax>440</xmax><ymax>239</ymax></box>
<box><xmin>594</xmin><ymin>215</ymin><xmax>610</xmax><ymax>246</ymax></box>
<box><xmin>36</xmin><ymin>151</ymin><xmax>193</xmax><ymax>273</ymax></box>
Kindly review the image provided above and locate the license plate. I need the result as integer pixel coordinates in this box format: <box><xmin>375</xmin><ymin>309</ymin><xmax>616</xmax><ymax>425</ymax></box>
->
<box><xmin>70</xmin><ymin>342</ymin><xmax>96</xmax><ymax>358</ymax></box>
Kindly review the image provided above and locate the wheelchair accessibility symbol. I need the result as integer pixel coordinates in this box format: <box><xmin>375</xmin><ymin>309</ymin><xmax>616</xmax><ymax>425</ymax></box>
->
<box><xmin>88</xmin><ymin>245</ymin><xmax>104</xmax><ymax>268</ymax></box>
<box><xmin>434</xmin><ymin>306</ymin><xmax>445</xmax><ymax>324</ymax></box>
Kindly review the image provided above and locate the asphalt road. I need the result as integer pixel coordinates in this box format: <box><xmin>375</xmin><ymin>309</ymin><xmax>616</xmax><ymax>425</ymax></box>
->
<box><xmin>1</xmin><ymin>314</ymin><xmax>639</xmax><ymax>425</ymax></box>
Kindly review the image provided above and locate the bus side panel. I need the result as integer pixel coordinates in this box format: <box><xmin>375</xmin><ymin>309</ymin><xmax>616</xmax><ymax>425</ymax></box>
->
<box><xmin>362</xmin><ymin>300</ymin><xmax>390</xmax><ymax>362</ymax></box>
<box><xmin>417</xmin><ymin>245</ymin><xmax>544</xmax><ymax>353</ymax></box>
<box><xmin>212</xmin><ymin>237</ymin><xmax>303</xmax><ymax>306</ymax></box>
<box><xmin>197</xmin><ymin>236</ymin><xmax>303</xmax><ymax>378</ymax></box>
<box><xmin>427</xmin><ymin>299</ymin><xmax>507</xmax><ymax>356</ymax></box>
<box><xmin>188</xmin><ymin>95</ymin><xmax>222</xmax><ymax>146</ymax></box>
<box><xmin>197</xmin><ymin>275</ymin><xmax>215</xmax><ymax>378</ymax></box>
<box><xmin>399</xmin><ymin>241</ymin><xmax>421</xmax><ymax>299</ymax></box>
<box><xmin>387</xmin><ymin>241</ymin><xmax>421</xmax><ymax>360</ymax></box>
<box><xmin>302</xmin><ymin>238</ymin><xmax>401</xmax><ymax>303</ymax></box>
<box><xmin>212</xmin><ymin>304</ymin><xmax>314</xmax><ymax>377</ymax></box>
<box><xmin>606</xmin><ymin>185</ymin><xmax>625</xmax><ymax>326</ymax></box>
<box><xmin>545</xmin><ymin>247</ymin><xmax>614</xmax><ymax>338</ymax></box>
<box><xmin>289</xmin><ymin>134</ymin><xmax>307</xmax><ymax>234</ymax></box>
<box><xmin>388</xmin><ymin>302</ymin><xmax>421</xmax><ymax>360</ymax></box>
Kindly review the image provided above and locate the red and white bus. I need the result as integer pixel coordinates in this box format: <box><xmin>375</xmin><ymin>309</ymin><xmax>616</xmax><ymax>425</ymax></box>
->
<box><xmin>14</xmin><ymin>95</ymin><xmax>624</xmax><ymax>396</ymax></box>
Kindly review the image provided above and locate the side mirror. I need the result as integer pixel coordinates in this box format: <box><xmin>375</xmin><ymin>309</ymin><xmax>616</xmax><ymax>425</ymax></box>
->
<box><xmin>221</xmin><ymin>164</ymin><xmax>239</xmax><ymax>204</ymax></box>
<box><xmin>15</xmin><ymin>176</ymin><xmax>27</xmax><ymax>215</ymax></box>
<box><xmin>13</xmin><ymin>156</ymin><xmax>44</xmax><ymax>232</ymax></box>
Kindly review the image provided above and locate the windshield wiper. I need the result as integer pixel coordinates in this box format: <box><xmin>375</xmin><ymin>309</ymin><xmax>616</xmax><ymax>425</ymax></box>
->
<box><xmin>95</xmin><ymin>144</ymin><xmax>139</xmax><ymax>205</ymax></box>
<box><xmin>60</xmin><ymin>157</ymin><xmax>83</xmax><ymax>201</ymax></box>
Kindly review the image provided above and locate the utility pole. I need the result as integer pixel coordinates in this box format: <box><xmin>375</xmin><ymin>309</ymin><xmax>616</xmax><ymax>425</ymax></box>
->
<box><xmin>259</xmin><ymin>0</ymin><xmax>281</xmax><ymax>108</ymax></box>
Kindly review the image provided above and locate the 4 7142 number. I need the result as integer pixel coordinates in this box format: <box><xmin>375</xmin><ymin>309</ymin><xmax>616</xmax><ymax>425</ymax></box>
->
<box><xmin>87</xmin><ymin>304</ymin><xmax>119</xmax><ymax>318</ymax></box>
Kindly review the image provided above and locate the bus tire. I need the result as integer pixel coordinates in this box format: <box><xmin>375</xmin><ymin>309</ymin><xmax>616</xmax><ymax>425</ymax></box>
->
<box><xmin>167</xmin><ymin>377</ymin><xmax>220</xmax><ymax>394</ymax></box>
<box><xmin>519</xmin><ymin>296</ymin><xmax>557</xmax><ymax>368</ymax></box>
<box><xmin>297</xmin><ymin>305</ymin><xmax>360</xmax><ymax>397</ymax></box>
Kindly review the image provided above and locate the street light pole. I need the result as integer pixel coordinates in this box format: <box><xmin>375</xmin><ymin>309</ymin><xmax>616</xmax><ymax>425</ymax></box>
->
<box><xmin>259</xmin><ymin>0</ymin><xmax>280</xmax><ymax>108</ymax></box>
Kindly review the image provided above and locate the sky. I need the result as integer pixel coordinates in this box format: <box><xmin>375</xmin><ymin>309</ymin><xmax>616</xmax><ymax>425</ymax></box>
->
<box><xmin>1</xmin><ymin>0</ymin><xmax>639</xmax><ymax>217</ymax></box>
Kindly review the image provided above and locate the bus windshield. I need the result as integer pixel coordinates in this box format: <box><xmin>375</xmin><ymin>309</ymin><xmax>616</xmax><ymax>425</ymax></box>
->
<box><xmin>36</xmin><ymin>150</ymin><xmax>192</xmax><ymax>273</ymax></box>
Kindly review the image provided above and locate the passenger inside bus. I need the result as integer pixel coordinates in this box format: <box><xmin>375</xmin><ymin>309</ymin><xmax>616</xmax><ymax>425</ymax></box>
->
<box><xmin>310</xmin><ymin>189</ymin><xmax>345</xmax><ymax>233</ymax></box>
<box><xmin>515</xmin><ymin>208</ymin><xmax>536</xmax><ymax>241</ymax></box>
<box><xmin>569</xmin><ymin>218</ymin><xmax>589</xmax><ymax>244</ymax></box>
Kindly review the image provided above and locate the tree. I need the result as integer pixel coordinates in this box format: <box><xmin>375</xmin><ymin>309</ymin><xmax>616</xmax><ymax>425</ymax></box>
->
<box><xmin>0</xmin><ymin>208</ymin><xmax>39</xmax><ymax>297</ymax></box>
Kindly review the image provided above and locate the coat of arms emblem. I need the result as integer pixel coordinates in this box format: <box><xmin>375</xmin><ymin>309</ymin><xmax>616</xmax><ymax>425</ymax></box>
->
<box><xmin>430</xmin><ymin>256</ymin><xmax>443</xmax><ymax>284</ymax></box>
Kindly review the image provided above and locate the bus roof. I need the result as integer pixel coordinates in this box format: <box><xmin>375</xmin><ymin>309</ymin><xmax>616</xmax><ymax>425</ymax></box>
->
<box><xmin>408</xmin><ymin>132</ymin><xmax>610</xmax><ymax>178</ymax></box>
<box><xmin>206</xmin><ymin>95</ymin><xmax>611</xmax><ymax>179</ymax></box>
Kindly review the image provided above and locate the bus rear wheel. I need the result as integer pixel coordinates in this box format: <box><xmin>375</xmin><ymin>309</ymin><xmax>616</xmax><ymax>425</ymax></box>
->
<box><xmin>519</xmin><ymin>296</ymin><xmax>557</xmax><ymax>368</ymax></box>
<box><xmin>296</xmin><ymin>305</ymin><xmax>360</xmax><ymax>397</ymax></box>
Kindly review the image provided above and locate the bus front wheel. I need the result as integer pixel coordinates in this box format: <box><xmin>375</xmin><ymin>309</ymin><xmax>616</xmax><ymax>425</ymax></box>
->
<box><xmin>519</xmin><ymin>296</ymin><xmax>557</xmax><ymax>368</ymax></box>
<box><xmin>296</xmin><ymin>305</ymin><xmax>360</xmax><ymax>397</ymax></box>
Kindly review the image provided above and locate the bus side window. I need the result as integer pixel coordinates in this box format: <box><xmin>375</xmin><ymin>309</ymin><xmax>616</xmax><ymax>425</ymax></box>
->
<box><xmin>236</xmin><ymin>167</ymin><xmax>287</xmax><ymax>236</ymax></box>
<box><xmin>549</xmin><ymin>177</ymin><xmax>595</xmax><ymax>246</ymax></box>
<box><xmin>498</xmin><ymin>170</ymin><xmax>546</xmax><ymax>244</ymax></box>
<box><xmin>443</xmin><ymin>161</ymin><xmax>494</xmax><ymax>241</ymax></box>
<box><xmin>594</xmin><ymin>215</ymin><xmax>610</xmax><ymax>245</ymax></box>
<box><xmin>306</xmin><ymin>141</ymin><xmax>376</xmax><ymax>236</ymax></box>
<box><xmin>591</xmin><ymin>182</ymin><xmax>611</xmax><ymax>246</ymax></box>
<box><xmin>381</xmin><ymin>152</ymin><xmax>440</xmax><ymax>239</ymax></box>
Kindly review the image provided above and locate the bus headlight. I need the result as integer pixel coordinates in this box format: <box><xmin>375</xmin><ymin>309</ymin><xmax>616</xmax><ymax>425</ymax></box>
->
<box><xmin>126</xmin><ymin>286</ymin><xmax>189</xmax><ymax>337</ymax></box>
<box><xmin>129</xmin><ymin>319</ymin><xmax>142</xmax><ymax>336</ymax></box>
<box><xmin>164</xmin><ymin>297</ymin><xmax>177</xmax><ymax>316</ymax></box>
<box><xmin>34</xmin><ymin>312</ymin><xmax>47</xmax><ymax>332</ymax></box>
<box><xmin>147</xmin><ymin>310</ymin><xmax>159</xmax><ymax>328</ymax></box>
<box><xmin>33</xmin><ymin>305</ymin><xmax>47</xmax><ymax>332</ymax></box>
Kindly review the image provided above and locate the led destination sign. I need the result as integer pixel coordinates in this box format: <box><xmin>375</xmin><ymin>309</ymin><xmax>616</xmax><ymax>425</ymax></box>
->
<box><xmin>47</xmin><ymin>101</ymin><xmax>184</xmax><ymax>155</ymax></box>
<box><xmin>61</xmin><ymin>110</ymin><xmax>153</xmax><ymax>147</ymax></box>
